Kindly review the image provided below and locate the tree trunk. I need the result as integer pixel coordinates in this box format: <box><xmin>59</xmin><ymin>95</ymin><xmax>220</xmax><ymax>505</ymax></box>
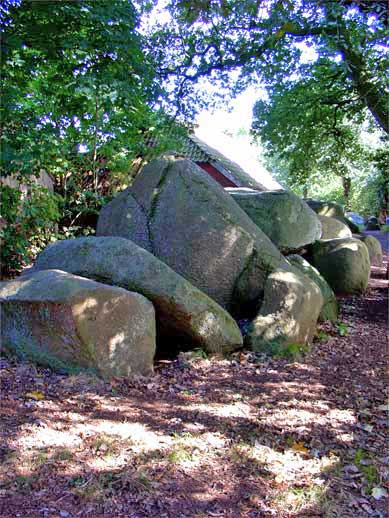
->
<box><xmin>342</xmin><ymin>176</ymin><xmax>351</xmax><ymax>209</ymax></box>
<box><xmin>92</xmin><ymin>93</ymin><xmax>99</xmax><ymax>194</ymax></box>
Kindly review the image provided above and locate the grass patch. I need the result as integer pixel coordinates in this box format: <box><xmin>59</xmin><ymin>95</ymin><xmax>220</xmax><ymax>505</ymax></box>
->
<box><xmin>53</xmin><ymin>448</ymin><xmax>75</xmax><ymax>462</ymax></box>
<box><xmin>354</xmin><ymin>448</ymin><xmax>379</xmax><ymax>492</ymax></box>
<box><xmin>88</xmin><ymin>434</ymin><xmax>122</xmax><ymax>458</ymax></box>
<box><xmin>12</xmin><ymin>474</ymin><xmax>38</xmax><ymax>494</ymax></box>
<box><xmin>253</xmin><ymin>339</ymin><xmax>310</xmax><ymax>360</ymax></box>
<box><xmin>335</xmin><ymin>321</ymin><xmax>349</xmax><ymax>337</ymax></box>
<box><xmin>70</xmin><ymin>469</ymin><xmax>153</xmax><ymax>500</ymax></box>
<box><xmin>276</xmin><ymin>484</ymin><xmax>329</xmax><ymax>514</ymax></box>
<box><xmin>316</xmin><ymin>330</ymin><xmax>331</xmax><ymax>342</ymax></box>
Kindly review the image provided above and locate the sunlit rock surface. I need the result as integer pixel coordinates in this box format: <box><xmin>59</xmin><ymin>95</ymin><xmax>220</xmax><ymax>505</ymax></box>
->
<box><xmin>358</xmin><ymin>234</ymin><xmax>383</xmax><ymax>267</ymax></box>
<box><xmin>228</xmin><ymin>188</ymin><xmax>322</xmax><ymax>252</ymax></box>
<box><xmin>311</xmin><ymin>238</ymin><xmax>370</xmax><ymax>295</ymax></box>
<box><xmin>0</xmin><ymin>269</ymin><xmax>156</xmax><ymax>378</ymax></box>
<box><xmin>32</xmin><ymin>237</ymin><xmax>243</xmax><ymax>354</ymax></box>
<box><xmin>97</xmin><ymin>158</ymin><xmax>289</xmax><ymax>316</ymax></box>
<box><xmin>305</xmin><ymin>199</ymin><xmax>344</xmax><ymax>218</ymax></box>
<box><xmin>288</xmin><ymin>254</ymin><xmax>338</xmax><ymax>322</ymax></box>
<box><xmin>246</xmin><ymin>267</ymin><xmax>323</xmax><ymax>351</ymax></box>
<box><xmin>318</xmin><ymin>215</ymin><xmax>352</xmax><ymax>241</ymax></box>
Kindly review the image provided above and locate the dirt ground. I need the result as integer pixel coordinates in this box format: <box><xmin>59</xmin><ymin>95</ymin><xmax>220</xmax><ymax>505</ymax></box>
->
<box><xmin>0</xmin><ymin>232</ymin><xmax>388</xmax><ymax>518</ymax></box>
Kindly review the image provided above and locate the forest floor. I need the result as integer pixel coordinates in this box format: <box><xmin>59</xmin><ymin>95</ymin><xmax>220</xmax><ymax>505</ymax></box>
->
<box><xmin>1</xmin><ymin>231</ymin><xmax>388</xmax><ymax>518</ymax></box>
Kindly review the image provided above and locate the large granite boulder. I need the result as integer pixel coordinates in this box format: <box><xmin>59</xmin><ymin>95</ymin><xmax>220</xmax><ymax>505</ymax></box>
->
<box><xmin>97</xmin><ymin>189</ymin><xmax>150</xmax><ymax>251</ymax></box>
<box><xmin>246</xmin><ymin>267</ymin><xmax>323</xmax><ymax>352</ymax></box>
<box><xmin>311</xmin><ymin>238</ymin><xmax>370</xmax><ymax>295</ymax></box>
<box><xmin>305</xmin><ymin>199</ymin><xmax>344</xmax><ymax>218</ymax></box>
<box><xmin>287</xmin><ymin>255</ymin><xmax>338</xmax><ymax>322</ymax></box>
<box><xmin>359</xmin><ymin>234</ymin><xmax>383</xmax><ymax>267</ymax></box>
<box><xmin>227</xmin><ymin>188</ymin><xmax>322</xmax><ymax>252</ymax></box>
<box><xmin>318</xmin><ymin>215</ymin><xmax>352</xmax><ymax>240</ymax></box>
<box><xmin>31</xmin><ymin>237</ymin><xmax>243</xmax><ymax>354</ymax></box>
<box><xmin>97</xmin><ymin>158</ymin><xmax>290</xmax><ymax>316</ymax></box>
<box><xmin>0</xmin><ymin>270</ymin><xmax>156</xmax><ymax>379</ymax></box>
<box><xmin>339</xmin><ymin>216</ymin><xmax>360</xmax><ymax>234</ymax></box>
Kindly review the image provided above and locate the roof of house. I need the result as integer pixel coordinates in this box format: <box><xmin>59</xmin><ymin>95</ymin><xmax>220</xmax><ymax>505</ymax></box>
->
<box><xmin>180</xmin><ymin>134</ymin><xmax>268</xmax><ymax>191</ymax></box>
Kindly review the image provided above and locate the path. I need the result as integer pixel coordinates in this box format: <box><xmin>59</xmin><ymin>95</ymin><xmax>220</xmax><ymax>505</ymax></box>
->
<box><xmin>0</xmin><ymin>235</ymin><xmax>388</xmax><ymax>518</ymax></box>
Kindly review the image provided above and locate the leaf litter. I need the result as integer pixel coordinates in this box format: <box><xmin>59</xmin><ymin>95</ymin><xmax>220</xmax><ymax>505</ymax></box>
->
<box><xmin>0</xmin><ymin>240</ymin><xmax>387</xmax><ymax>518</ymax></box>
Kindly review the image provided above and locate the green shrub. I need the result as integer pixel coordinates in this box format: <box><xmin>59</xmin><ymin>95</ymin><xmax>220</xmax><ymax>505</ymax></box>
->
<box><xmin>0</xmin><ymin>184</ymin><xmax>62</xmax><ymax>276</ymax></box>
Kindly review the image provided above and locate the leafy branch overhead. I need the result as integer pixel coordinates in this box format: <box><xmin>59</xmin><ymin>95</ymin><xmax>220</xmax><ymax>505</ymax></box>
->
<box><xmin>147</xmin><ymin>0</ymin><xmax>388</xmax><ymax>132</ymax></box>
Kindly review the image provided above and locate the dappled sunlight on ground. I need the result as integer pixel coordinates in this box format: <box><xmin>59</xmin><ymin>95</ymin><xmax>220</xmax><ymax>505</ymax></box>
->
<box><xmin>0</xmin><ymin>243</ymin><xmax>387</xmax><ymax>517</ymax></box>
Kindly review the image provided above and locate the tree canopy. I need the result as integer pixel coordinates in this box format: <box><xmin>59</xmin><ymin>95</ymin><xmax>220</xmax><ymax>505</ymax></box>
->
<box><xmin>147</xmin><ymin>0</ymin><xmax>388</xmax><ymax>133</ymax></box>
<box><xmin>0</xmin><ymin>0</ymin><xmax>179</xmax><ymax>274</ymax></box>
<box><xmin>1</xmin><ymin>0</ymin><xmax>387</xmax><ymax>274</ymax></box>
<box><xmin>1</xmin><ymin>0</ymin><xmax>165</xmax><ymax>184</ymax></box>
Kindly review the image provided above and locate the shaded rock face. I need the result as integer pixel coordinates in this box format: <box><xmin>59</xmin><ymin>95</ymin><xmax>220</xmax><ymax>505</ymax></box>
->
<box><xmin>246</xmin><ymin>267</ymin><xmax>323</xmax><ymax>351</ymax></box>
<box><xmin>339</xmin><ymin>216</ymin><xmax>360</xmax><ymax>234</ymax></box>
<box><xmin>366</xmin><ymin>217</ymin><xmax>380</xmax><ymax>231</ymax></box>
<box><xmin>359</xmin><ymin>235</ymin><xmax>383</xmax><ymax>267</ymax></box>
<box><xmin>0</xmin><ymin>270</ymin><xmax>156</xmax><ymax>379</ymax></box>
<box><xmin>287</xmin><ymin>255</ymin><xmax>338</xmax><ymax>322</ymax></box>
<box><xmin>32</xmin><ymin>237</ymin><xmax>243</xmax><ymax>354</ymax></box>
<box><xmin>318</xmin><ymin>215</ymin><xmax>352</xmax><ymax>240</ymax></box>
<box><xmin>227</xmin><ymin>189</ymin><xmax>322</xmax><ymax>253</ymax></box>
<box><xmin>311</xmin><ymin>238</ymin><xmax>370</xmax><ymax>295</ymax></box>
<box><xmin>305</xmin><ymin>199</ymin><xmax>344</xmax><ymax>218</ymax></box>
<box><xmin>97</xmin><ymin>159</ymin><xmax>289</xmax><ymax>316</ymax></box>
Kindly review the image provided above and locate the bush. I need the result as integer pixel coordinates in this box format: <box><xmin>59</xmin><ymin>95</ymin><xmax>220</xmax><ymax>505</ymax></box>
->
<box><xmin>0</xmin><ymin>184</ymin><xmax>62</xmax><ymax>277</ymax></box>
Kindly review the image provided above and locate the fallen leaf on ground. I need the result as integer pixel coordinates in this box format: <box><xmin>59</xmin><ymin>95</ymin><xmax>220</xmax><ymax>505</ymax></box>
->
<box><xmin>24</xmin><ymin>391</ymin><xmax>45</xmax><ymax>400</ymax></box>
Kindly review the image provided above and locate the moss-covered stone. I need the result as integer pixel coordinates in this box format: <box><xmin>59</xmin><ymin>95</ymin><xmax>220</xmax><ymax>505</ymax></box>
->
<box><xmin>32</xmin><ymin>237</ymin><xmax>243</xmax><ymax>354</ymax></box>
<box><xmin>229</xmin><ymin>188</ymin><xmax>322</xmax><ymax>252</ymax></box>
<box><xmin>288</xmin><ymin>254</ymin><xmax>338</xmax><ymax>322</ymax></box>
<box><xmin>311</xmin><ymin>238</ymin><xmax>370</xmax><ymax>295</ymax></box>
<box><xmin>0</xmin><ymin>270</ymin><xmax>156</xmax><ymax>379</ymax></box>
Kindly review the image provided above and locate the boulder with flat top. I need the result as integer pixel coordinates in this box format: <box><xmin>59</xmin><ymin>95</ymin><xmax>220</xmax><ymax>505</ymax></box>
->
<box><xmin>227</xmin><ymin>188</ymin><xmax>322</xmax><ymax>253</ymax></box>
<box><xmin>0</xmin><ymin>269</ymin><xmax>156</xmax><ymax>379</ymax></box>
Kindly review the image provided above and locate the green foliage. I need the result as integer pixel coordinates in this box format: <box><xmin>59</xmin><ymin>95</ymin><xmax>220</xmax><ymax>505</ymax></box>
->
<box><xmin>335</xmin><ymin>321</ymin><xmax>349</xmax><ymax>337</ymax></box>
<box><xmin>354</xmin><ymin>448</ymin><xmax>379</xmax><ymax>492</ymax></box>
<box><xmin>251</xmin><ymin>62</ymin><xmax>373</xmax><ymax>197</ymax></box>
<box><xmin>147</xmin><ymin>0</ymin><xmax>387</xmax><ymax>212</ymax></box>
<box><xmin>1</xmin><ymin>0</ymin><xmax>183</xmax><ymax>274</ymax></box>
<box><xmin>316</xmin><ymin>331</ymin><xmax>331</xmax><ymax>342</ymax></box>
<box><xmin>147</xmin><ymin>0</ymin><xmax>388</xmax><ymax>132</ymax></box>
<box><xmin>0</xmin><ymin>185</ymin><xmax>61</xmax><ymax>275</ymax></box>
<box><xmin>259</xmin><ymin>340</ymin><xmax>310</xmax><ymax>360</ymax></box>
<box><xmin>1</xmin><ymin>0</ymin><xmax>161</xmax><ymax>180</ymax></box>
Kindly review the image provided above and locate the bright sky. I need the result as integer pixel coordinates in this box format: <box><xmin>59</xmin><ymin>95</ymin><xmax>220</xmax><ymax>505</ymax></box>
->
<box><xmin>194</xmin><ymin>88</ymin><xmax>284</xmax><ymax>190</ymax></box>
<box><xmin>142</xmin><ymin>2</ymin><xmax>321</xmax><ymax>190</ymax></box>
<box><xmin>193</xmin><ymin>41</ymin><xmax>319</xmax><ymax>190</ymax></box>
